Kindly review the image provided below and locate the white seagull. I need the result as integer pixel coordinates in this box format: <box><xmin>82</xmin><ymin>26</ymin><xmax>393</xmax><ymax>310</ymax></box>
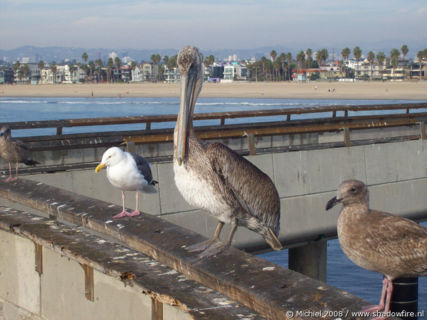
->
<box><xmin>95</xmin><ymin>147</ymin><xmax>158</xmax><ymax>219</ymax></box>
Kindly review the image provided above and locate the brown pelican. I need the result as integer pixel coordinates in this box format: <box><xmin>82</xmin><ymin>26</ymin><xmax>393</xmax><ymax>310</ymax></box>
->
<box><xmin>174</xmin><ymin>46</ymin><xmax>282</xmax><ymax>257</ymax></box>
<box><xmin>95</xmin><ymin>147</ymin><xmax>157</xmax><ymax>219</ymax></box>
<box><xmin>326</xmin><ymin>180</ymin><xmax>427</xmax><ymax>319</ymax></box>
<box><xmin>0</xmin><ymin>126</ymin><xmax>39</xmax><ymax>182</ymax></box>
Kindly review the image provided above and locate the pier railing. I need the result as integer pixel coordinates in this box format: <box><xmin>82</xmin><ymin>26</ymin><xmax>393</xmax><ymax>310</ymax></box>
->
<box><xmin>1</xmin><ymin>102</ymin><xmax>426</xmax><ymax>152</ymax></box>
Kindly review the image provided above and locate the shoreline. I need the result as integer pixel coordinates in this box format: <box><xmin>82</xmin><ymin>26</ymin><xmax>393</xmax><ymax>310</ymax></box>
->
<box><xmin>1</xmin><ymin>81</ymin><xmax>427</xmax><ymax>100</ymax></box>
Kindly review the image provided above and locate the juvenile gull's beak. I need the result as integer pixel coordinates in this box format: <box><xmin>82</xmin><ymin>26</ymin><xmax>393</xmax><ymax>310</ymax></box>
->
<box><xmin>95</xmin><ymin>163</ymin><xmax>106</xmax><ymax>173</ymax></box>
<box><xmin>325</xmin><ymin>196</ymin><xmax>341</xmax><ymax>210</ymax></box>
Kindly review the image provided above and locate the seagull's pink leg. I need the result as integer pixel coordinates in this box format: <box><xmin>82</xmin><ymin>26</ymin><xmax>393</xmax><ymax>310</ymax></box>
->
<box><xmin>11</xmin><ymin>162</ymin><xmax>19</xmax><ymax>181</ymax></box>
<box><xmin>113</xmin><ymin>191</ymin><xmax>129</xmax><ymax>219</ymax></box>
<box><xmin>113</xmin><ymin>191</ymin><xmax>140</xmax><ymax>219</ymax></box>
<box><xmin>362</xmin><ymin>277</ymin><xmax>387</xmax><ymax>313</ymax></box>
<box><xmin>381</xmin><ymin>279</ymin><xmax>394</xmax><ymax>316</ymax></box>
<box><xmin>3</xmin><ymin>162</ymin><xmax>13</xmax><ymax>182</ymax></box>
<box><xmin>128</xmin><ymin>192</ymin><xmax>141</xmax><ymax>217</ymax></box>
<box><xmin>366</xmin><ymin>278</ymin><xmax>393</xmax><ymax>320</ymax></box>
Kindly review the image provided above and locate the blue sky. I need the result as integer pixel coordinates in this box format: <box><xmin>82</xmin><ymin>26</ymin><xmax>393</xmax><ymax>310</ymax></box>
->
<box><xmin>1</xmin><ymin>0</ymin><xmax>427</xmax><ymax>52</ymax></box>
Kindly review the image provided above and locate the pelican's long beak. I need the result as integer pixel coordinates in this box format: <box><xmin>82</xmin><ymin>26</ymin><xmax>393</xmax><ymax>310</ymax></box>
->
<box><xmin>95</xmin><ymin>163</ymin><xmax>106</xmax><ymax>172</ymax></box>
<box><xmin>176</xmin><ymin>69</ymin><xmax>199</xmax><ymax>166</ymax></box>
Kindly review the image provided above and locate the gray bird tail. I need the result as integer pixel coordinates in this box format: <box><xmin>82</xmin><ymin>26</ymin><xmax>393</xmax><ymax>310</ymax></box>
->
<box><xmin>265</xmin><ymin>228</ymin><xmax>282</xmax><ymax>251</ymax></box>
<box><xmin>142</xmin><ymin>184</ymin><xmax>157</xmax><ymax>194</ymax></box>
<box><xmin>24</xmin><ymin>159</ymin><xmax>39</xmax><ymax>166</ymax></box>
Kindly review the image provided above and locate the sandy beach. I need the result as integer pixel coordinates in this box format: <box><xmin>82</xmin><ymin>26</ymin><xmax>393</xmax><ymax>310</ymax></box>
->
<box><xmin>1</xmin><ymin>81</ymin><xmax>427</xmax><ymax>100</ymax></box>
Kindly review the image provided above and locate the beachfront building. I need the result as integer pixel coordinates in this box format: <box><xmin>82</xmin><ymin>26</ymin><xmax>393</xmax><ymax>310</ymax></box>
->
<box><xmin>142</xmin><ymin>63</ymin><xmax>153</xmax><ymax>81</ymax></box>
<box><xmin>163</xmin><ymin>67</ymin><xmax>180</xmax><ymax>83</ymax></box>
<box><xmin>222</xmin><ymin>62</ymin><xmax>248</xmax><ymax>82</ymax></box>
<box><xmin>292</xmin><ymin>68</ymin><xmax>328</xmax><ymax>82</ymax></box>
<box><xmin>40</xmin><ymin>68</ymin><xmax>54</xmax><ymax>84</ymax></box>
<box><xmin>120</xmin><ymin>65</ymin><xmax>132</xmax><ymax>83</ymax></box>
<box><xmin>210</xmin><ymin>64</ymin><xmax>224</xmax><ymax>82</ymax></box>
<box><xmin>0</xmin><ymin>68</ymin><xmax>14</xmax><ymax>84</ymax></box>
<box><xmin>62</xmin><ymin>65</ymin><xmax>84</xmax><ymax>84</ymax></box>
<box><xmin>131</xmin><ymin>66</ymin><xmax>144</xmax><ymax>82</ymax></box>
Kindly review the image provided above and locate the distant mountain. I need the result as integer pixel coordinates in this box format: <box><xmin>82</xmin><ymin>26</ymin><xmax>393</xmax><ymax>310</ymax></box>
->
<box><xmin>0</xmin><ymin>45</ymin><xmax>283</xmax><ymax>64</ymax></box>
<box><xmin>0</xmin><ymin>46</ymin><xmax>179</xmax><ymax>64</ymax></box>
<box><xmin>1</xmin><ymin>41</ymin><xmax>426</xmax><ymax>64</ymax></box>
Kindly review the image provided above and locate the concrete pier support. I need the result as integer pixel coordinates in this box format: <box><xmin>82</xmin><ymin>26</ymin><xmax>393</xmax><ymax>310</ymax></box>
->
<box><xmin>288</xmin><ymin>240</ymin><xmax>327</xmax><ymax>282</ymax></box>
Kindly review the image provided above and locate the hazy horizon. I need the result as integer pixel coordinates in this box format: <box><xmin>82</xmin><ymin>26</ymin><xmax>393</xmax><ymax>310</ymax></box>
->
<box><xmin>1</xmin><ymin>0</ymin><xmax>426</xmax><ymax>54</ymax></box>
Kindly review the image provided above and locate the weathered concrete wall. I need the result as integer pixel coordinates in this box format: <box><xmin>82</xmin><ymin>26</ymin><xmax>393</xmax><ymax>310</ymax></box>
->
<box><xmin>22</xmin><ymin>138</ymin><xmax>427</xmax><ymax>250</ymax></box>
<box><xmin>0</xmin><ymin>230</ymin><xmax>193</xmax><ymax>320</ymax></box>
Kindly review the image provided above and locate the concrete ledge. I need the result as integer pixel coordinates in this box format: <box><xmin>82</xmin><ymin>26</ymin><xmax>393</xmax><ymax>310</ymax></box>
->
<box><xmin>0</xmin><ymin>179</ymin><xmax>372</xmax><ymax>320</ymax></box>
<box><xmin>0</xmin><ymin>207</ymin><xmax>265</xmax><ymax>320</ymax></box>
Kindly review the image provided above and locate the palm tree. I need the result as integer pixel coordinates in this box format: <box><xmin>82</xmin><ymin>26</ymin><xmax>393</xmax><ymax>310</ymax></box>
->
<box><xmin>273</xmin><ymin>60</ymin><xmax>281</xmax><ymax>81</ymax></box>
<box><xmin>270</xmin><ymin>50</ymin><xmax>277</xmax><ymax>62</ymax></box>
<box><xmin>401</xmin><ymin>45</ymin><xmax>408</xmax><ymax>60</ymax></box>
<box><xmin>95</xmin><ymin>59</ymin><xmax>104</xmax><ymax>82</ymax></box>
<box><xmin>296</xmin><ymin>51</ymin><xmax>305</xmax><ymax>69</ymax></box>
<box><xmin>340</xmin><ymin>48</ymin><xmax>351</xmax><ymax>77</ymax></box>
<box><xmin>204</xmin><ymin>55</ymin><xmax>215</xmax><ymax>68</ymax></box>
<box><xmin>285</xmin><ymin>53</ymin><xmax>292</xmax><ymax>80</ymax></box>
<box><xmin>12</xmin><ymin>61</ymin><xmax>21</xmax><ymax>81</ymax></box>
<box><xmin>107</xmin><ymin>58</ymin><xmax>114</xmax><ymax>83</ymax></box>
<box><xmin>18</xmin><ymin>64</ymin><xmax>30</xmax><ymax>82</ymax></box>
<box><xmin>353</xmin><ymin>46</ymin><xmax>362</xmax><ymax>79</ymax></box>
<box><xmin>306</xmin><ymin>48</ymin><xmax>313</xmax><ymax>68</ymax></box>
<box><xmin>82</xmin><ymin>52</ymin><xmax>88</xmax><ymax>63</ymax></box>
<box><xmin>113</xmin><ymin>57</ymin><xmax>121</xmax><ymax>82</ymax></box>
<box><xmin>367</xmin><ymin>51</ymin><xmax>375</xmax><ymax>80</ymax></box>
<box><xmin>38</xmin><ymin>60</ymin><xmax>45</xmax><ymax>70</ymax></box>
<box><xmin>88</xmin><ymin>61</ymin><xmax>96</xmax><ymax>81</ymax></box>
<box><xmin>316</xmin><ymin>48</ymin><xmax>328</xmax><ymax>66</ymax></box>
<box><xmin>390</xmin><ymin>48</ymin><xmax>400</xmax><ymax>78</ymax></box>
<box><xmin>375</xmin><ymin>52</ymin><xmax>385</xmax><ymax>80</ymax></box>
<box><xmin>150</xmin><ymin>54</ymin><xmax>161</xmax><ymax>81</ymax></box>
<box><xmin>150</xmin><ymin>54</ymin><xmax>161</xmax><ymax>65</ymax></box>
<box><xmin>165</xmin><ymin>55</ymin><xmax>177</xmax><ymax>71</ymax></box>
<box><xmin>50</xmin><ymin>62</ymin><xmax>57</xmax><ymax>83</ymax></box>
<box><xmin>37</xmin><ymin>61</ymin><xmax>45</xmax><ymax>83</ymax></box>
<box><xmin>68</xmin><ymin>64</ymin><xmax>76</xmax><ymax>82</ymax></box>
<box><xmin>341</xmin><ymin>47</ymin><xmax>351</xmax><ymax>61</ymax></box>
<box><xmin>353</xmin><ymin>46</ymin><xmax>362</xmax><ymax>61</ymax></box>
<box><xmin>278</xmin><ymin>52</ymin><xmax>286</xmax><ymax>80</ymax></box>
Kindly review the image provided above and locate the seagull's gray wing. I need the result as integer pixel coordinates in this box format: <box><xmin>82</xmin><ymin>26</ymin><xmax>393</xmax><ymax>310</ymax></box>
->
<box><xmin>129</xmin><ymin>153</ymin><xmax>157</xmax><ymax>185</ymax></box>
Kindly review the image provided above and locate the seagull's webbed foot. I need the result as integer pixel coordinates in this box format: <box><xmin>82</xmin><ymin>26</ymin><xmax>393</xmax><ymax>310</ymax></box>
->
<box><xmin>3</xmin><ymin>176</ymin><xmax>14</xmax><ymax>183</ymax></box>
<box><xmin>361</xmin><ymin>305</ymin><xmax>383</xmax><ymax>313</ymax></box>
<box><xmin>113</xmin><ymin>210</ymin><xmax>140</xmax><ymax>219</ymax></box>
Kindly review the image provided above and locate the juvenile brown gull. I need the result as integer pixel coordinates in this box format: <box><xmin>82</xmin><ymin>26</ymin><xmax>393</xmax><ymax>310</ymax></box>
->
<box><xmin>0</xmin><ymin>126</ymin><xmax>39</xmax><ymax>182</ymax></box>
<box><xmin>326</xmin><ymin>179</ymin><xmax>427</xmax><ymax>320</ymax></box>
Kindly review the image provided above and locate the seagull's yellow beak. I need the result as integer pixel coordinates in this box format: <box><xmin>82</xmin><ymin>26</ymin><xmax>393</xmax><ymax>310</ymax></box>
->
<box><xmin>95</xmin><ymin>163</ymin><xmax>106</xmax><ymax>172</ymax></box>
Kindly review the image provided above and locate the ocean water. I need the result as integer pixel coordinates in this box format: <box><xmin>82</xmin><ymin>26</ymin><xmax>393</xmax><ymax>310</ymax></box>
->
<box><xmin>0</xmin><ymin>96</ymin><xmax>426</xmax><ymax>312</ymax></box>
<box><xmin>1</xmin><ymin>96</ymin><xmax>427</xmax><ymax>137</ymax></box>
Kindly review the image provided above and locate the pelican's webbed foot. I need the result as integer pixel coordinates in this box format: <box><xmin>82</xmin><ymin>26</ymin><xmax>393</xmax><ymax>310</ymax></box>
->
<box><xmin>186</xmin><ymin>239</ymin><xmax>217</xmax><ymax>253</ymax></box>
<box><xmin>198</xmin><ymin>242</ymin><xmax>229</xmax><ymax>258</ymax></box>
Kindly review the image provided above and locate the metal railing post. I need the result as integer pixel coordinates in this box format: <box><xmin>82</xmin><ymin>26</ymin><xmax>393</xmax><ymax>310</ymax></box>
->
<box><xmin>391</xmin><ymin>277</ymin><xmax>418</xmax><ymax>320</ymax></box>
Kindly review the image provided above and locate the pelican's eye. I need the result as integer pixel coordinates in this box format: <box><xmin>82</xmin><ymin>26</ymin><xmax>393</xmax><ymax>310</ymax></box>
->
<box><xmin>350</xmin><ymin>187</ymin><xmax>357</xmax><ymax>193</ymax></box>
